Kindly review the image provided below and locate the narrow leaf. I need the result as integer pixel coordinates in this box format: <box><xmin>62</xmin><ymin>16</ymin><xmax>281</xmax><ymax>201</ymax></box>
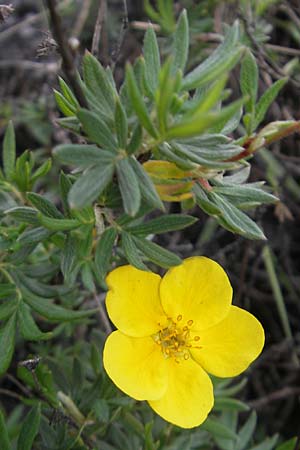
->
<box><xmin>54</xmin><ymin>144</ymin><xmax>115</xmax><ymax>167</ymax></box>
<box><xmin>18</xmin><ymin>302</ymin><xmax>53</xmax><ymax>341</ymax></box>
<box><xmin>3</xmin><ymin>121</ymin><xmax>16</xmax><ymax>180</ymax></box>
<box><xmin>17</xmin><ymin>403</ymin><xmax>41</xmax><ymax>450</ymax></box>
<box><xmin>132</xmin><ymin>235</ymin><xmax>181</xmax><ymax>268</ymax></box>
<box><xmin>95</xmin><ymin>227</ymin><xmax>117</xmax><ymax>284</ymax></box>
<box><xmin>129</xmin><ymin>157</ymin><xmax>164</xmax><ymax>210</ymax></box>
<box><xmin>121</xmin><ymin>232</ymin><xmax>148</xmax><ymax>271</ymax></box>
<box><xmin>77</xmin><ymin>109</ymin><xmax>118</xmax><ymax>151</ymax></box>
<box><xmin>240</xmin><ymin>49</ymin><xmax>258</xmax><ymax>114</ymax></box>
<box><xmin>182</xmin><ymin>22</ymin><xmax>242</xmax><ymax>90</ymax></box>
<box><xmin>0</xmin><ymin>314</ymin><xmax>16</xmax><ymax>375</ymax></box>
<box><xmin>27</xmin><ymin>192</ymin><xmax>63</xmax><ymax>219</ymax></box>
<box><xmin>254</xmin><ymin>78</ymin><xmax>287</xmax><ymax>129</ymax></box>
<box><xmin>116</xmin><ymin>158</ymin><xmax>141</xmax><ymax>216</ymax></box>
<box><xmin>69</xmin><ymin>163</ymin><xmax>114</xmax><ymax>208</ymax></box>
<box><xmin>202</xmin><ymin>417</ymin><xmax>238</xmax><ymax>440</ymax></box>
<box><xmin>22</xmin><ymin>288</ymin><xmax>96</xmax><ymax>322</ymax></box>
<box><xmin>126</xmin><ymin>64</ymin><xmax>158</xmax><ymax>137</ymax></box>
<box><xmin>143</xmin><ymin>26</ymin><xmax>160</xmax><ymax>94</ymax></box>
<box><xmin>126</xmin><ymin>214</ymin><xmax>197</xmax><ymax>235</ymax></box>
<box><xmin>0</xmin><ymin>409</ymin><xmax>11</xmax><ymax>450</ymax></box>
<box><xmin>172</xmin><ymin>9</ymin><xmax>189</xmax><ymax>73</ymax></box>
<box><xmin>38</xmin><ymin>214</ymin><xmax>81</xmax><ymax>231</ymax></box>
<box><xmin>4</xmin><ymin>206</ymin><xmax>38</xmax><ymax>225</ymax></box>
<box><xmin>115</xmin><ymin>99</ymin><xmax>128</xmax><ymax>149</ymax></box>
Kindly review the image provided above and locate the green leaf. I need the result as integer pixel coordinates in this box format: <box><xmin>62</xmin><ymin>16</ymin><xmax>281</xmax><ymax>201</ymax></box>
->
<box><xmin>54</xmin><ymin>144</ymin><xmax>115</xmax><ymax>167</ymax></box>
<box><xmin>121</xmin><ymin>232</ymin><xmax>148</xmax><ymax>270</ymax></box>
<box><xmin>143</xmin><ymin>26</ymin><xmax>160</xmax><ymax>94</ymax></box>
<box><xmin>68</xmin><ymin>163</ymin><xmax>114</xmax><ymax>208</ymax></box>
<box><xmin>54</xmin><ymin>90</ymin><xmax>76</xmax><ymax>117</ymax></box>
<box><xmin>202</xmin><ymin>417</ymin><xmax>238</xmax><ymax>440</ymax></box>
<box><xmin>249</xmin><ymin>434</ymin><xmax>279</xmax><ymax>450</ymax></box>
<box><xmin>59</xmin><ymin>77</ymin><xmax>79</xmax><ymax>108</ymax></box>
<box><xmin>59</xmin><ymin>171</ymin><xmax>72</xmax><ymax>215</ymax></box>
<box><xmin>185</xmin><ymin>75</ymin><xmax>228</xmax><ymax>118</ymax></box>
<box><xmin>254</xmin><ymin>78</ymin><xmax>287</xmax><ymax>130</ymax></box>
<box><xmin>182</xmin><ymin>22</ymin><xmax>243</xmax><ymax>90</ymax></box>
<box><xmin>126</xmin><ymin>214</ymin><xmax>197</xmax><ymax>235</ymax></box>
<box><xmin>126</xmin><ymin>64</ymin><xmax>158</xmax><ymax>138</ymax></box>
<box><xmin>0</xmin><ymin>298</ymin><xmax>19</xmax><ymax>321</ymax></box>
<box><xmin>236</xmin><ymin>411</ymin><xmax>257</xmax><ymax>450</ymax></box>
<box><xmin>31</xmin><ymin>158</ymin><xmax>52</xmax><ymax>184</ymax></box>
<box><xmin>18</xmin><ymin>302</ymin><xmax>53</xmax><ymax>341</ymax></box>
<box><xmin>0</xmin><ymin>314</ymin><xmax>16</xmax><ymax>375</ymax></box>
<box><xmin>17</xmin><ymin>403</ymin><xmax>41</xmax><ymax>450</ymax></box>
<box><xmin>37</xmin><ymin>214</ymin><xmax>81</xmax><ymax>231</ymax></box>
<box><xmin>240</xmin><ymin>49</ymin><xmax>258</xmax><ymax>116</ymax></box>
<box><xmin>115</xmin><ymin>99</ymin><xmax>128</xmax><ymax>149</ymax></box>
<box><xmin>95</xmin><ymin>227</ymin><xmax>117</xmax><ymax>285</ymax></box>
<box><xmin>213</xmin><ymin>184</ymin><xmax>278</xmax><ymax>204</ymax></box>
<box><xmin>61</xmin><ymin>233</ymin><xmax>78</xmax><ymax>281</ymax></box>
<box><xmin>77</xmin><ymin>109</ymin><xmax>118</xmax><ymax>151</ymax></box>
<box><xmin>276</xmin><ymin>438</ymin><xmax>298</xmax><ymax>450</ymax></box>
<box><xmin>4</xmin><ymin>206</ymin><xmax>38</xmax><ymax>225</ymax></box>
<box><xmin>17</xmin><ymin>227</ymin><xmax>52</xmax><ymax>245</ymax></box>
<box><xmin>2</xmin><ymin>121</ymin><xmax>16</xmax><ymax>180</ymax></box>
<box><xmin>0</xmin><ymin>409</ymin><xmax>11</xmax><ymax>450</ymax></box>
<box><xmin>193</xmin><ymin>183</ymin><xmax>221</xmax><ymax>215</ymax></box>
<box><xmin>171</xmin><ymin>142</ymin><xmax>234</xmax><ymax>169</ymax></box>
<box><xmin>27</xmin><ymin>192</ymin><xmax>63</xmax><ymax>219</ymax></box>
<box><xmin>126</xmin><ymin>124</ymin><xmax>142</xmax><ymax>155</ymax></box>
<box><xmin>129</xmin><ymin>157</ymin><xmax>164</xmax><ymax>210</ymax></box>
<box><xmin>214</xmin><ymin>397</ymin><xmax>250</xmax><ymax>412</ymax></box>
<box><xmin>132</xmin><ymin>235</ymin><xmax>181</xmax><ymax>268</ymax></box>
<box><xmin>172</xmin><ymin>9</ymin><xmax>189</xmax><ymax>73</ymax></box>
<box><xmin>82</xmin><ymin>51</ymin><xmax>115</xmax><ymax>117</ymax></box>
<box><xmin>166</xmin><ymin>98</ymin><xmax>245</xmax><ymax>139</ymax></box>
<box><xmin>211</xmin><ymin>192</ymin><xmax>266</xmax><ymax>239</ymax></box>
<box><xmin>156</xmin><ymin>58</ymin><xmax>175</xmax><ymax>134</ymax></box>
<box><xmin>116</xmin><ymin>157</ymin><xmax>141</xmax><ymax>216</ymax></box>
<box><xmin>22</xmin><ymin>288</ymin><xmax>96</xmax><ymax>322</ymax></box>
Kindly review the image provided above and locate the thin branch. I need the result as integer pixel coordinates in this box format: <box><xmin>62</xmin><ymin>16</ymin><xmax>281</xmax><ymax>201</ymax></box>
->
<box><xmin>73</xmin><ymin>0</ymin><xmax>92</xmax><ymax>38</ymax></box>
<box><xmin>45</xmin><ymin>0</ymin><xmax>88</xmax><ymax>107</ymax></box>
<box><xmin>94</xmin><ymin>293</ymin><xmax>112</xmax><ymax>335</ymax></box>
<box><xmin>249</xmin><ymin>386</ymin><xmax>300</xmax><ymax>409</ymax></box>
<box><xmin>91</xmin><ymin>0</ymin><xmax>107</xmax><ymax>59</ymax></box>
<box><xmin>112</xmin><ymin>0</ymin><xmax>129</xmax><ymax>70</ymax></box>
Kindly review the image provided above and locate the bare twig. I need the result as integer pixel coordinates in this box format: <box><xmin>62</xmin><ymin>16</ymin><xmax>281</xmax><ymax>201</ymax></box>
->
<box><xmin>94</xmin><ymin>293</ymin><xmax>112</xmax><ymax>335</ymax></box>
<box><xmin>130</xmin><ymin>21</ymin><xmax>160</xmax><ymax>32</ymax></box>
<box><xmin>112</xmin><ymin>0</ymin><xmax>129</xmax><ymax>70</ymax></box>
<box><xmin>249</xmin><ymin>386</ymin><xmax>300</xmax><ymax>409</ymax></box>
<box><xmin>91</xmin><ymin>0</ymin><xmax>107</xmax><ymax>59</ymax></box>
<box><xmin>73</xmin><ymin>0</ymin><xmax>92</xmax><ymax>38</ymax></box>
<box><xmin>45</xmin><ymin>0</ymin><xmax>88</xmax><ymax>107</ymax></box>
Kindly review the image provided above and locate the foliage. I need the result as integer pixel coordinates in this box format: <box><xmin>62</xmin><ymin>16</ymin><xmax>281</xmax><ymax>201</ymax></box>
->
<box><xmin>0</xmin><ymin>1</ymin><xmax>299</xmax><ymax>448</ymax></box>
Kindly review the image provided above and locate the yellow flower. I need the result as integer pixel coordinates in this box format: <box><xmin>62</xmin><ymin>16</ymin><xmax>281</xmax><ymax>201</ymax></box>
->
<box><xmin>103</xmin><ymin>257</ymin><xmax>264</xmax><ymax>428</ymax></box>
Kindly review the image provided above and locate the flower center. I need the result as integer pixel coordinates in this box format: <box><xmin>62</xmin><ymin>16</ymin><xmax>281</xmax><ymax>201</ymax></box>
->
<box><xmin>153</xmin><ymin>315</ymin><xmax>201</xmax><ymax>362</ymax></box>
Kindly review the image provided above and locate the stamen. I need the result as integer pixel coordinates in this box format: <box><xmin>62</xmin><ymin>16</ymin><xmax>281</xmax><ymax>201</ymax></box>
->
<box><xmin>187</xmin><ymin>319</ymin><xmax>193</xmax><ymax>326</ymax></box>
<box><xmin>184</xmin><ymin>353</ymin><xmax>189</xmax><ymax>360</ymax></box>
<box><xmin>177</xmin><ymin>315</ymin><xmax>182</xmax><ymax>322</ymax></box>
<box><xmin>194</xmin><ymin>336</ymin><xmax>200</xmax><ymax>341</ymax></box>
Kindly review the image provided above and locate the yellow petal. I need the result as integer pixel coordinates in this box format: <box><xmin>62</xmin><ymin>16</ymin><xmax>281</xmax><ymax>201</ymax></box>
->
<box><xmin>106</xmin><ymin>265</ymin><xmax>165</xmax><ymax>337</ymax></box>
<box><xmin>103</xmin><ymin>331</ymin><xmax>168</xmax><ymax>401</ymax></box>
<box><xmin>191</xmin><ymin>306</ymin><xmax>265</xmax><ymax>377</ymax></box>
<box><xmin>160</xmin><ymin>257</ymin><xmax>232</xmax><ymax>331</ymax></box>
<box><xmin>149</xmin><ymin>357</ymin><xmax>214</xmax><ymax>428</ymax></box>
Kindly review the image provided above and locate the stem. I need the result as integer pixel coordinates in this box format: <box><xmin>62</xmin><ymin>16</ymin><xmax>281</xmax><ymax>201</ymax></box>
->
<box><xmin>45</xmin><ymin>0</ymin><xmax>88</xmax><ymax>108</ymax></box>
<box><xmin>262</xmin><ymin>245</ymin><xmax>299</xmax><ymax>366</ymax></box>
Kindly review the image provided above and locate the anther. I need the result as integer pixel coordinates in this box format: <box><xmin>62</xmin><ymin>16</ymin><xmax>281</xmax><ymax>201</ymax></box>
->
<box><xmin>183</xmin><ymin>326</ymin><xmax>188</xmax><ymax>331</ymax></box>
<box><xmin>187</xmin><ymin>319</ymin><xmax>193</xmax><ymax>326</ymax></box>
<box><xmin>194</xmin><ymin>336</ymin><xmax>200</xmax><ymax>341</ymax></box>
<box><xmin>184</xmin><ymin>353</ymin><xmax>189</xmax><ymax>360</ymax></box>
<box><xmin>177</xmin><ymin>314</ymin><xmax>182</xmax><ymax>322</ymax></box>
